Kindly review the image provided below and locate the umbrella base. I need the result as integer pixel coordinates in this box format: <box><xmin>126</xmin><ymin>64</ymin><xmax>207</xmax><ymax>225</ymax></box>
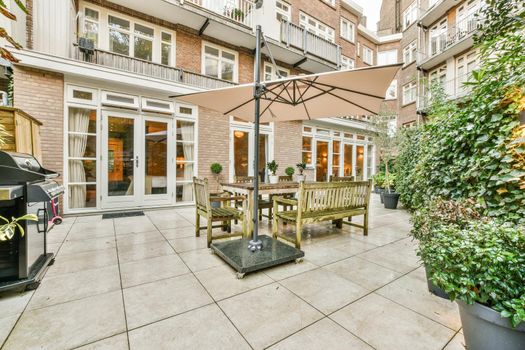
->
<box><xmin>210</xmin><ymin>235</ymin><xmax>304</xmax><ymax>278</ymax></box>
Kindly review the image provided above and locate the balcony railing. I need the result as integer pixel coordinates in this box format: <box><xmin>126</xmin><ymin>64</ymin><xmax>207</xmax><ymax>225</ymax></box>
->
<box><xmin>280</xmin><ymin>21</ymin><xmax>340</xmax><ymax>65</ymax></box>
<box><xmin>418</xmin><ymin>73</ymin><xmax>474</xmax><ymax>111</ymax></box>
<box><xmin>424</xmin><ymin>12</ymin><xmax>481</xmax><ymax>60</ymax></box>
<box><xmin>185</xmin><ymin>0</ymin><xmax>254</xmax><ymax>28</ymax></box>
<box><xmin>72</xmin><ymin>46</ymin><xmax>237</xmax><ymax>90</ymax></box>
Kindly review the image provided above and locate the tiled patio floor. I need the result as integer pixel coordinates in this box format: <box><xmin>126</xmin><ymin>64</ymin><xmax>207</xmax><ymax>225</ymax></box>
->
<box><xmin>0</xmin><ymin>194</ymin><xmax>465</xmax><ymax>350</ymax></box>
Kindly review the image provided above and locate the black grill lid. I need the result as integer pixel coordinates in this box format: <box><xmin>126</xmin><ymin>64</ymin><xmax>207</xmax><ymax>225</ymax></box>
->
<box><xmin>0</xmin><ymin>151</ymin><xmax>59</xmax><ymax>184</ymax></box>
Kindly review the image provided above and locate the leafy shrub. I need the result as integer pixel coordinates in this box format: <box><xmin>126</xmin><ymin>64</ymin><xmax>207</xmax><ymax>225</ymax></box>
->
<box><xmin>210</xmin><ymin>163</ymin><xmax>223</xmax><ymax>174</ymax></box>
<box><xmin>285</xmin><ymin>166</ymin><xmax>295</xmax><ymax>176</ymax></box>
<box><xmin>296</xmin><ymin>162</ymin><xmax>307</xmax><ymax>175</ymax></box>
<box><xmin>419</xmin><ymin>220</ymin><xmax>525</xmax><ymax>327</ymax></box>
<box><xmin>267</xmin><ymin>160</ymin><xmax>278</xmax><ymax>175</ymax></box>
<box><xmin>372</xmin><ymin>172</ymin><xmax>385</xmax><ymax>188</ymax></box>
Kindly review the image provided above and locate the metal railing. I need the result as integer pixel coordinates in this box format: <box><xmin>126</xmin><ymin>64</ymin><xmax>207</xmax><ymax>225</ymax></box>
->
<box><xmin>280</xmin><ymin>21</ymin><xmax>340</xmax><ymax>65</ymax></box>
<box><xmin>422</xmin><ymin>12</ymin><xmax>481</xmax><ymax>60</ymax></box>
<box><xmin>72</xmin><ymin>46</ymin><xmax>237</xmax><ymax>90</ymax></box>
<box><xmin>185</xmin><ymin>0</ymin><xmax>254</xmax><ymax>28</ymax></box>
<box><xmin>418</xmin><ymin>73</ymin><xmax>474</xmax><ymax>111</ymax></box>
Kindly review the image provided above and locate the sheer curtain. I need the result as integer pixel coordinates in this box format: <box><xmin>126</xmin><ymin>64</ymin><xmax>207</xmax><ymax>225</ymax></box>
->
<box><xmin>68</xmin><ymin>109</ymin><xmax>90</xmax><ymax>208</ymax></box>
<box><xmin>180</xmin><ymin>121</ymin><xmax>194</xmax><ymax>201</ymax></box>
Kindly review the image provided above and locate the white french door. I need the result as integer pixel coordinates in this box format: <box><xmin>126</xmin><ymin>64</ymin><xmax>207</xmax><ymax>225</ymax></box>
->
<box><xmin>101</xmin><ymin>111</ymin><xmax>174</xmax><ymax>209</ymax></box>
<box><xmin>229</xmin><ymin>126</ymin><xmax>272</xmax><ymax>182</ymax></box>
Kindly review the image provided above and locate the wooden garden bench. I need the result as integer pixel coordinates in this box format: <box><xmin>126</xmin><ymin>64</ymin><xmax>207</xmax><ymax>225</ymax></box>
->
<box><xmin>193</xmin><ymin>177</ymin><xmax>246</xmax><ymax>247</ymax></box>
<box><xmin>272</xmin><ymin>180</ymin><xmax>372</xmax><ymax>249</ymax></box>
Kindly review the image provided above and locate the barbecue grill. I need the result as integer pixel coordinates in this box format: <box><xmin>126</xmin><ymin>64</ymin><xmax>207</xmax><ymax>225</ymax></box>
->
<box><xmin>0</xmin><ymin>151</ymin><xmax>64</xmax><ymax>292</ymax></box>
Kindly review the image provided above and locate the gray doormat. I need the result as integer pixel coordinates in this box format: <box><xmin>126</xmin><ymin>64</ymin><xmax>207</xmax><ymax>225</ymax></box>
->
<box><xmin>102</xmin><ymin>211</ymin><xmax>145</xmax><ymax>219</ymax></box>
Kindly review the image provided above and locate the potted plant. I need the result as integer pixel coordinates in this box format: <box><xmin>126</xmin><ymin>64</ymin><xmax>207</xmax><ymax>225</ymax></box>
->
<box><xmin>419</xmin><ymin>220</ymin><xmax>525</xmax><ymax>350</ymax></box>
<box><xmin>267</xmin><ymin>160</ymin><xmax>279</xmax><ymax>184</ymax></box>
<box><xmin>372</xmin><ymin>172</ymin><xmax>385</xmax><ymax>194</ymax></box>
<box><xmin>285</xmin><ymin>166</ymin><xmax>295</xmax><ymax>178</ymax></box>
<box><xmin>210</xmin><ymin>163</ymin><xmax>223</xmax><ymax>208</ymax></box>
<box><xmin>1</xmin><ymin>214</ymin><xmax>38</xmax><ymax>241</ymax></box>
<box><xmin>382</xmin><ymin>173</ymin><xmax>400</xmax><ymax>209</ymax></box>
<box><xmin>296</xmin><ymin>162</ymin><xmax>307</xmax><ymax>182</ymax></box>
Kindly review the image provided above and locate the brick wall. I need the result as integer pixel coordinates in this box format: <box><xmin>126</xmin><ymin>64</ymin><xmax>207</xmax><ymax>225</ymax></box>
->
<box><xmin>339</xmin><ymin>8</ymin><xmax>358</xmax><ymax>60</ymax></box>
<box><xmin>197</xmin><ymin>107</ymin><xmax>230</xmax><ymax>190</ymax></box>
<box><xmin>12</xmin><ymin>66</ymin><xmax>64</xmax><ymax>176</ymax></box>
<box><xmin>289</xmin><ymin>0</ymin><xmax>339</xmax><ymax>30</ymax></box>
<box><xmin>273</xmin><ymin>121</ymin><xmax>302</xmax><ymax>176</ymax></box>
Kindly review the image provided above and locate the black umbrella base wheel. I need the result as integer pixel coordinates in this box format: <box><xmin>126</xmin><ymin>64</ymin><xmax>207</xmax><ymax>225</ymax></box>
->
<box><xmin>210</xmin><ymin>235</ymin><xmax>304</xmax><ymax>279</ymax></box>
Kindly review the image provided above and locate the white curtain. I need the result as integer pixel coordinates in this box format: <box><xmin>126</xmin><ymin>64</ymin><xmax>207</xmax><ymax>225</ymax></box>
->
<box><xmin>68</xmin><ymin>108</ymin><xmax>90</xmax><ymax>208</ymax></box>
<box><xmin>180</xmin><ymin>121</ymin><xmax>194</xmax><ymax>201</ymax></box>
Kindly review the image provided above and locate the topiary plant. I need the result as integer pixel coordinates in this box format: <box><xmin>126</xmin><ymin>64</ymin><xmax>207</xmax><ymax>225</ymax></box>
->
<box><xmin>285</xmin><ymin>166</ymin><xmax>295</xmax><ymax>176</ymax></box>
<box><xmin>210</xmin><ymin>163</ymin><xmax>223</xmax><ymax>174</ymax></box>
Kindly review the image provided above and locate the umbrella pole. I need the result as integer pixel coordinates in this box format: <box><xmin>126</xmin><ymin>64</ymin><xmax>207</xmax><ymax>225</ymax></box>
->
<box><xmin>248</xmin><ymin>25</ymin><xmax>263</xmax><ymax>252</ymax></box>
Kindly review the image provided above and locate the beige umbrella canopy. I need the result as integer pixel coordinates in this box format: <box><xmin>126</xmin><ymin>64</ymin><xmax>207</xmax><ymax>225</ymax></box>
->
<box><xmin>175</xmin><ymin>63</ymin><xmax>402</xmax><ymax>122</ymax></box>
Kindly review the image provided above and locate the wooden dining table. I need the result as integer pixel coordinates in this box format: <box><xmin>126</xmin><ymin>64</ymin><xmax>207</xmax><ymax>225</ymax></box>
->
<box><xmin>221</xmin><ymin>181</ymin><xmax>300</xmax><ymax>236</ymax></box>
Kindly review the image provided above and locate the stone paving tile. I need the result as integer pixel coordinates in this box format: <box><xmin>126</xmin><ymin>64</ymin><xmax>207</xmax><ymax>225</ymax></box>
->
<box><xmin>168</xmin><ymin>236</ymin><xmax>208</xmax><ymax>253</ymax></box>
<box><xmin>219</xmin><ymin>283</ymin><xmax>323</xmax><ymax>350</ymax></box>
<box><xmin>0</xmin><ymin>291</ymin><xmax>34</xmax><ymax>318</ymax></box>
<box><xmin>59</xmin><ymin>236</ymin><xmax>116</xmax><ymax>255</ymax></box>
<box><xmin>128</xmin><ymin>304</ymin><xmax>251</xmax><ymax>350</ymax></box>
<box><xmin>268</xmin><ymin>318</ymin><xmax>373</xmax><ymax>350</ymax></box>
<box><xmin>178</xmin><ymin>248</ymin><xmax>224</xmax><ymax>272</ymax></box>
<box><xmin>443</xmin><ymin>332</ymin><xmax>466</xmax><ymax>350</ymax></box>
<box><xmin>280</xmin><ymin>268</ymin><xmax>369</xmax><ymax>314</ymax></box>
<box><xmin>115</xmin><ymin>230</ymin><xmax>166</xmax><ymax>247</ymax></box>
<box><xmin>325</xmin><ymin>256</ymin><xmax>402</xmax><ymax>290</ymax></box>
<box><xmin>331</xmin><ymin>293</ymin><xmax>455</xmax><ymax>350</ymax></box>
<box><xmin>120</xmin><ymin>254</ymin><xmax>190</xmax><ymax>288</ymax></box>
<box><xmin>159</xmin><ymin>227</ymin><xmax>195</xmax><ymax>239</ymax></box>
<box><xmin>28</xmin><ymin>265</ymin><xmax>121</xmax><ymax>310</ymax></box>
<box><xmin>76</xmin><ymin>333</ymin><xmax>129</xmax><ymax>350</ymax></box>
<box><xmin>263</xmin><ymin>259</ymin><xmax>318</xmax><ymax>281</ymax></box>
<box><xmin>3</xmin><ymin>291</ymin><xmax>126</xmax><ymax>350</ymax></box>
<box><xmin>195</xmin><ymin>264</ymin><xmax>273</xmax><ymax>301</ymax></box>
<box><xmin>46</xmin><ymin>248</ymin><xmax>118</xmax><ymax>276</ymax></box>
<box><xmin>114</xmin><ymin>216</ymin><xmax>157</xmax><ymax>235</ymax></box>
<box><xmin>123</xmin><ymin>274</ymin><xmax>213</xmax><ymax>329</ymax></box>
<box><xmin>0</xmin><ymin>315</ymin><xmax>19</xmax><ymax>347</ymax></box>
<box><xmin>357</xmin><ymin>237</ymin><xmax>421</xmax><ymax>274</ymax></box>
<box><xmin>117</xmin><ymin>240</ymin><xmax>175</xmax><ymax>264</ymax></box>
<box><xmin>376</xmin><ymin>267</ymin><xmax>461</xmax><ymax>330</ymax></box>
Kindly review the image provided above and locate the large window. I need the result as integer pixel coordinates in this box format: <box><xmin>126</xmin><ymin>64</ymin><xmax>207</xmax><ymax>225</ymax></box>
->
<box><xmin>430</xmin><ymin>19</ymin><xmax>448</xmax><ymax>56</ymax></box>
<box><xmin>203</xmin><ymin>43</ymin><xmax>237</xmax><ymax>82</ymax></box>
<box><xmin>402</xmin><ymin>81</ymin><xmax>417</xmax><ymax>105</ymax></box>
<box><xmin>456</xmin><ymin>50</ymin><xmax>479</xmax><ymax>96</ymax></box>
<box><xmin>263</xmin><ymin>63</ymin><xmax>289</xmax><ymax>81</ymax></box>
<box><xmin>362</xmin><ymin>46</ymin><xmax>374</xmax><ymax>65</ymax></box>
<box><xmin>161</xmin><ymin>32</ymin><xmax>173</xmax><ymax>66</ymax></box>
<box><xmin>133</xmin><ymin>23</ymin><xmax>154</xmax><ymax>61</ymax></box>
<box><xmin>340</xmin><ymin>18</ymin><xmax>355</xmax><ymax>42</ymax></box>
<box><xmin>403</xmin><ymin>1</ymin><xmax>418</xmax><ymax>30</ymax></box>
<box><xmin>275</xmin><ymin>0</ymin><xmax>291</xmax><ymax>22</ymax></box>
<box><xmin>175</xmin><ymin>109</ymin><xmax>196</xmax><ymax>202</ymax></box>
<box><xmin>108</xmin><ymin>15</ymin><xmax>131</xmax><ymax>56</ymax></box>
<box><xmin>299</xmin><ymin>12</ymin><xmax>335</xmax><ymax>42</ymax></box>
<box><xmin>403</xmin><ymin>41</ymin><xmax>417</xmax><ymax>65</ymax></box>
<box><xmin>83</xmin><ymin>7</ymin><xmax>99</xmax><ymax>45</ymax></box>
<box><xmin>340</xmin><ymin>55</ymin><xmax>355</xmax><ymax>70</ymax></box>
<box><xmin>378</xmin><ymin>49</ymin><xmax>397</xmax><ymax>65</ymax></box>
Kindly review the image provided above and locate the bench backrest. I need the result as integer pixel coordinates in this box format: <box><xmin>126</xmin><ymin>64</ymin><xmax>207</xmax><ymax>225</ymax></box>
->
<box><xmin>330</xmin><ymin>175</ymin><xmax>355</xmax><ymax>182</ymax></box>
<box><xmin>234</xmin><ymin>176</ymin><xmax>254</xmax><ymax>183</ymax></box>
<box><xmin>297</xmin><ymin>180</ymin><xmax>372</xmax><ymax>214</ymax></box>
<box><xmin>193</xmin><ymin>177</ymin><xmax>210</xmax><ymax>212</ymax></box>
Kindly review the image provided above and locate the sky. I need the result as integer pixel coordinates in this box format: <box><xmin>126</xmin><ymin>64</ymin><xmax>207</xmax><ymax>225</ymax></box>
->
<box><xmin>353</xmin><ymin>0</ymin><xmax>383</xmax><ymax>32</ymax></box>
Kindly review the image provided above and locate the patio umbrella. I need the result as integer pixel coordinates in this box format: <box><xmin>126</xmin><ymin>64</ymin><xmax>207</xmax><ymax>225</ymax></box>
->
<box><xmin>175</xmin><ymin>25</ymin><xmax>401</xmax><ymax>254</ymax></box>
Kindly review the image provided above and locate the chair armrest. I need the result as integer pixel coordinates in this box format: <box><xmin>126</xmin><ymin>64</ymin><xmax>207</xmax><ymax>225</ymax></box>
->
<box><xmin>273</xmin><ymin>196</ymin><xmax>298</xmax><ymax>206</ymax></box>
<box><xmin>210</xmin><ymin>195</ymin><xmax>246</xmax><ymax>202</ymax></box>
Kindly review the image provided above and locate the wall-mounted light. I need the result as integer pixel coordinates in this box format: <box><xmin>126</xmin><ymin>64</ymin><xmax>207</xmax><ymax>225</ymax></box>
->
<box><xmin>234</xmin><ymin>131</ymin><xmax>245</xmax><ymax>138</ymax></box>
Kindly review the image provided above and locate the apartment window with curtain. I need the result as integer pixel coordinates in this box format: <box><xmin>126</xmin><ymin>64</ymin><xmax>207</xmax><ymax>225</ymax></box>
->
<box><xmin>175</xmin><ymin>106</ymin><xmax>197</xmax><ymax>202</ymax></box>
<box><xmin>430</xmin><ymin>19</ymin><xmax>448</xmax><ymax>56</ymax></box>
<box><xmin>203</xmin><ymin>43</ymin><xmax>237</xmax><ymax>82</ymax></box>
<box><xmin>108</xmin><ymin>15</ymin><xmax>131</xmax><ymax>56</ymax></box>
<box><xmin>403</xmin><ymin>1</ymin><xmax>418</xmax><ymax>30</ymax></box>
<box><xmin>340</xmin><ymin>55</ymin><xmax>355</xmax><ymax>70</ymax></box>
<box><xmin>275</xmin><ymin>0</ymin><xmax>291</xmax><ymax>22</ymax></box>
<box><xmin>340</xmin><ymin>18</ymin><xmax>355</xmax><ymax>42</ymax></box>
<box><xmin>362</xmin><ymin>46</ymin><xmax>374</xmax><ymax>65</ymax></box>
<box><xmin>83</xmin><ymin>7</ymin><xmax>99</xmax><ymax>46</ymax></box>
<box><xmin>134</xmin><ymin>23</ymin><xmax>154</xmax><ymax>61</ymax></box>
<box><xmin>378</xmin><ymin>49</ymin><xmax>397</xmax><ymax>65</ymax></box>
<box><xmin>402</xmin><ymin>81</ymin><xmax>417</xmax><ymax>105</ymax></box>
<box><xmin>299</xmin><ymin>12</ymin><xmax>335</xmax><ymax>42</ymax></box>
<box><xmin>403</xmin><ymin>41</ymin><xmax>417</xmax><ymax>65</ymax></box>
<box><xmin>161</xmin><ymin>32</ymin><xmax>173</xmax><ymax>66</ymax></box>
<box><xmin>302</xmin><ymin>127</ymin><xmax>313</xmax><ymax>166</ymax></box>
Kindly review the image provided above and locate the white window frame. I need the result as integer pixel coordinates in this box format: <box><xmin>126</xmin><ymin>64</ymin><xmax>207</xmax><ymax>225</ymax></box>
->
<box><xmin>402</xmin><ymin>81</ymin><xmax>417</xmax><ymax>105</ymax></box>
<box><xmin>340</xmin><ymin>55</ymin><xmax>355</xmax><ymax>70</ymax></box>
<box><xmin>202</xmin><ymin>42</ymin><xmax>239</xmax><ymax>83</ymax></box>
<box><xmin>67</xmin><ymin>85</ymin><xmax>98</xmax><ymax>106</ymax></box>
<box><xmin>456</xmin><ymin>50</ymin><xmax>479</xmax><ymax>96</ymax></box>
<box><xmin>82</xmin><ymin>7</ymin><xmax>99</xmax><ymax>46</ymax></box>
<box><xmin>429</xmin><ymin>18</ymin><xmax>448</xmax><ymax>56</ymax></box>
<box><xmin>340</xmin><ymin>17</ymin><xmax>355</xmax><ymax>43</ymax></box>
<box><xmin>385</xmin><ymin>79</ymin><xmax>398</xmax><ymax>100</ymax></box>
<box><xmin>275</xmin><ymin>0</ymin><xmax>291</xmax><ymax>22</ymax></box>
<box><xmin>403</xmin><ymin>40</ymin><xmax>417</xmax><ymax>65</ymax></box>
<box><xmin>160</xmin><ymin>31</ymin><xmax>175</xmax><ymax>66</ymax></box>
<box><xmin>174</xmin><ymin>103</ymin><xmax>198</xmax><ymax>203</ymax></box>
<box><xmin>362</xmin><ymin>46</ymin><xmax>374</xmax><ymax>65</ymax></box>
<box><xmin>141</xmin><ymin>97</ymin><xmax>174</xmax><ymax>114</ymax></box>
<box><xmin>378</xmin><ymin>49</ymin><xmax>398</xmax><ymax>65</ymax></box>
<box><xmin>403</xmin><ymin>1</ymin><xmax>418</xmax><ymax>30</ymax></box>
<box><xmin>101</xmin><ymin>91</ymin><xmax>140</xmax><ymax>109</ymax></box>
<box><xmin>263</xmin><ymin>62</ymin><xmax>290</xmax><ymax>81</ymax></box>
<box><xmin>299</xmin><ymin>12</ymin><xmax>335</xmax><ymax>43</ymax></box>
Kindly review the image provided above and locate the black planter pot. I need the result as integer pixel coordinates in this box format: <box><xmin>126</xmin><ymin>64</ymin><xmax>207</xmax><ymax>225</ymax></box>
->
<box><xmin>383</xmin><ymin>192</ymin><xmax>400</xmax><ymax>209</ymax></box>
<box><xmin>373</xmin><ymin>185</ymin><xmax>380</xmax><ymax>194</ymax></box>
<box><xmin>424</xmin><ymin>266</ymin><xmax>449</xmax><ymax>299</ymax></box>
<box><xmin>457</xmin><ymin>300</ymin><xmax>525</xmax><ymax>350</ymax></box>
<box><xmin>378</xmin><ymin>188</ymin><xmax>385</xmax><ymax>203</ymax></box>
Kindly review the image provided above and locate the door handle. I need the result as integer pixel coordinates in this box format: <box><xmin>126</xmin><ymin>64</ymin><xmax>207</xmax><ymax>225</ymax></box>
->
<box><xmin>37</xmin><ymin>208</ymin><xmax>48</xmax><ymax>233</ymax></box>
<box><xmin>135</xmin><ymin>155</ymin><xmax>139</xmax><ymax>168</ymax></box>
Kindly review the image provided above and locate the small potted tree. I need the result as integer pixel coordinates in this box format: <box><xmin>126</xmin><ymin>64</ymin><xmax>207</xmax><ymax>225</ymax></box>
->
<box><xmin>285</xmin><ymin>166</ymin><xmax>295</xmax><ymax>178</ymax></box>
<box><xmin>296</xmin><ymin>162</ymin><xmax>307</xmax><ymax>182</ymax></box>
<box><xmin>382</xmin><ymin>173</ymin><xmax>399</xmax><ymax>209</ymax></box>
<box><xmin>267</xmin><ymin>160</ymin><xmax>279</xmax><ymax>184</ymax></box>
<box><xmin>209</xmin><ymin>163</ymin><xmax>223</xmax><ymax>208</ymax></box>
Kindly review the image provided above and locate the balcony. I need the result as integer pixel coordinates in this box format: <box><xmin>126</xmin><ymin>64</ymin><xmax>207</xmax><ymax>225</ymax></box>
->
<box><xmin>72</xmin><ymin>46</ymin><xmax>236</xmax><ymax>90</ymax></box>
<box><xmin>418</xmin><ymin>12</ymin><xmax>481</xmax><ymax>70</ymax></box>
<box><xmin>417</xmin><ymin>73</ymin><xmax>473</xmax><ymax>112</ymax></box>
<box><xmin>419</xmin><ymin>0</ymin><xmax>457</xmax><ymax>27</ymax></box>
<box><xmin>184</xmin><ymin>0</ymin><xmax>255</xmax><ymax>28</ymax></box>
<box><xmin>280</xmin><ymin>21</ymin><xmax>341</xmax><ymax>66</ymax></box>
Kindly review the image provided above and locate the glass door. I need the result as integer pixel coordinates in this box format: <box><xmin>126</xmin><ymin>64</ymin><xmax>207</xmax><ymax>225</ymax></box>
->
<box><xmin>355</xmin><ymin>145</ymin><xmax>365</xmax><ymax>180</ymax></box>
<box><xmin>315</xmin><ymin>140</ymin><xmax>329</xmax><ymax>182</ymax></box>
<box><xmin>101</xmin><ymin>112</ymin><xmax>141</xmax><ymax>208</ymax></box>
<box><xmin>231</xmin><ymin>128</ymin><xmax>270</xmax><ymax>182</ymax></box>
<box><xmin>343</xmin><ymin>143</ymin><xmax>354</xmax><ymax>177</ymax></box>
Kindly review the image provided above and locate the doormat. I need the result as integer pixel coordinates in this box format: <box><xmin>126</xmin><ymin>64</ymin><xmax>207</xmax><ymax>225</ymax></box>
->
<box><xmin>102</xmin><ymin>211</ymin><xmax>145</xmax><ymax>219</ymax></box>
